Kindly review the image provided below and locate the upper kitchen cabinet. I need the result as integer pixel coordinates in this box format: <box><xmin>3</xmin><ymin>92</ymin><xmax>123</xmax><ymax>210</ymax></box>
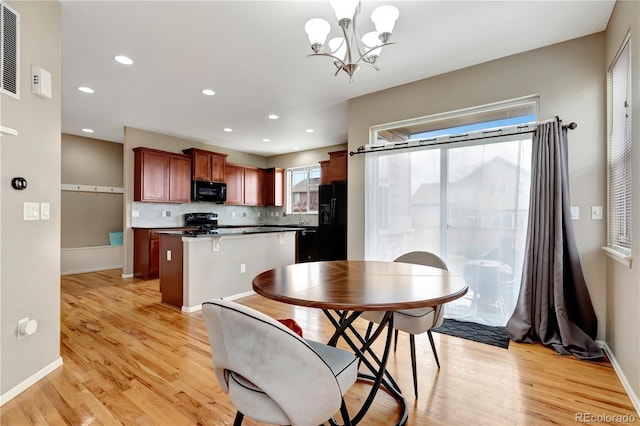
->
<box><xmin>320</xmin><ymin>150</ymin><xmax>348</xmax><ymax>183</ymax></box>
<box><xmin>226</xmin><ymin>163</ymin><xmax>264</xmax><ymax>206</ymax></box>
<box><xmin>320</xmin><ymin>160</ymin><xmax>331</xmax><ymax>185</ymax></box>
<box><xmin>329</xmin><ymin>150</ymin><xmax>348</xmax><ymax>182</ymax></box>
<box><xmin>263</xmin><ymin>167</ymin><xmax>284</xmax><ymax>206</ymax></box>
<box><xmin>134</xmin><ymin>147</ymin><xmax>191</xmax><ymax>203</ymax></box>
<box><xmin>182</xmin><ymin>148</ymin><xmax>228</xmax><ymax>182</ymax></box>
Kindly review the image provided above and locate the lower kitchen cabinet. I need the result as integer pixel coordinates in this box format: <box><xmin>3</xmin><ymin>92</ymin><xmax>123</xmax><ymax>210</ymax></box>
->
<box><xmin>133</xmin><ymin>228</ymin><xmax>190</xmax><ymax>279</ymax></box>
<box><xmin>159</xmin><ymin>234</ymin><xmax>183</xmax><ymax>307</ymax></box>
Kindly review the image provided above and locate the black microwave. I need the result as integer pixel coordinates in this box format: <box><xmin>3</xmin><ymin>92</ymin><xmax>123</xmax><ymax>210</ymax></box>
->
<box><xmin>192</xmin><ymin>180</ymin><xmax>227</xmax><ymax>203</ymax></box>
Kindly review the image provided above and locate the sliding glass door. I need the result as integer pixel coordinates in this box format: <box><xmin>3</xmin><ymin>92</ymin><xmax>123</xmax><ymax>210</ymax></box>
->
<box><xmin>365</xmin><ymin>136</ymin><xmax>532</xmax><ymax>326</ymax></box>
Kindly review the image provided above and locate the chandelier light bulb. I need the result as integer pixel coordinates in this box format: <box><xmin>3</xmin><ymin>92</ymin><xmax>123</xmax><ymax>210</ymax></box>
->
<box><xmin>330</xmin><ymin>0</ymin><xmax>359</xmax><ymax>21</ymax></box>
<box><xmin>371</xmin><ymin>5</ymin><xmax>400</xmax><ymax>36</ymax></box>
<box><xmin>305</xmin><ymin>18</ymin><xmax>331</xmax><ymax>52</ymax></box>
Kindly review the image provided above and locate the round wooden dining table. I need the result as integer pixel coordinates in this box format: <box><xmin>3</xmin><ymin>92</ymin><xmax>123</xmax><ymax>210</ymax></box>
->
<box><xmin>252</xmin><ymin>260</ymin><xmax>468</xmax><ymax>425</ymax></box>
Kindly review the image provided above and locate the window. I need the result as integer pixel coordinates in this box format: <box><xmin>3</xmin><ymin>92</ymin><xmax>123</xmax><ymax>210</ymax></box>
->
<box><xmin>287</xmin><ymin>165</ymin><xmax>320</xmax><ymax>214</ymax></box>
<box><xmin>365</xmin><ymin>98</ymin><xmax>537</xmax><ymax>326</ymax></box>
<box><xmin>607</xmin><ymin>35</ymin><xmax>632</xmax><ymax>256</ymax></box>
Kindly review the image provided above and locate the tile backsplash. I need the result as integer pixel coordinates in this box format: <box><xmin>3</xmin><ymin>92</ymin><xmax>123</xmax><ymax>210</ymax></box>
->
<box><xmin>131</xmin><ymin>202</ymin><xmax>318</xmax><ymax>228</ymax></box>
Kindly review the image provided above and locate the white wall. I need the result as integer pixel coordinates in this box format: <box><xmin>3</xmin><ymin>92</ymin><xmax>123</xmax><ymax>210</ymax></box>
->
<box><xmin>1</xmin><ymin>1</ymin><xmax>62</xmax><ymax>401</ymax></box>
<box><xmin>604</xmin><ymin>0</ymin><xmax>640</xmax><ymax>410</ymax></box>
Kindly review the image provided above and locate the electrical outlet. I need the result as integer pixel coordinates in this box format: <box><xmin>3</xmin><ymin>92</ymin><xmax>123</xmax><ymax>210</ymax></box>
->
<box><xmin>131</xmin><ymin>210</ymin><xmax>140</xmax><ymax>218</ymax></box>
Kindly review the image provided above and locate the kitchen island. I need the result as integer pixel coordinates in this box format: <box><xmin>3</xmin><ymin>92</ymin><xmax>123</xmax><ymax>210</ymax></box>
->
<box><xmin>159</xmin><ymin>227</ymin><xmax>298</xmax><ymax>312</ymax></box>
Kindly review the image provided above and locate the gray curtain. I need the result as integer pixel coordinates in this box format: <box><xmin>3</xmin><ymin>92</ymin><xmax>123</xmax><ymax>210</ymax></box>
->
<box><xmin>506</xmin><ymin>120</ymin><xmax>603</xmax><ymax>360</ymax></box>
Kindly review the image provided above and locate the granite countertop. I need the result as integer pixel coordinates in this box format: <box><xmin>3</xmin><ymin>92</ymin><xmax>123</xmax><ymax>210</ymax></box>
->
<box><xmin>158</xmin><ymin>225</ymin><xmax>312</xmax><ymax>238</ymax></box>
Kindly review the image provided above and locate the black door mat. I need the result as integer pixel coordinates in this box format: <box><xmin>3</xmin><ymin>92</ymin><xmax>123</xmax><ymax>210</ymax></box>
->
<box><xmin>432</xmin><ymin>318</ymin><xmax>510</xmax><ymax>349</ymax></box>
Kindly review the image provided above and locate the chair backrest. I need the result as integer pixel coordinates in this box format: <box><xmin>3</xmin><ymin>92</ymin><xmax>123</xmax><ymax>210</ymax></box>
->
<box><xmin>394</xmin><ymin>251</ymin><xmax>448</xmax><ymax>271</ymax></box>
<box><xmin>394</xmin><ymin>251</ymin><xmax>448</xmax><ymax>327</ymax></box>
<box><xmin>202</xmin><ymin>299</ymin><xmax>343</xmax><ymax>424</ymax></box>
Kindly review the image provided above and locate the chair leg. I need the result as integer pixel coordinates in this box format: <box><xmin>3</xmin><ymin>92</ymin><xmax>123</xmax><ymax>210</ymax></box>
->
<box><xmin>409</xmin><ymin>334</ymin><xmax>418</xmax><ymax>399</ymax></box>
<box><xmin>393</xmin><ymin>329</ymin><xmax>399</xmax><ymax>352</ymax></box>
<box><xmin>233</xmin><ymin>411</ymin><xmax>244</xmax><ymax>426</ymax></box>
<box><xmin>427</xmin><ymin>330</ymin><xmax>441</xmax><ymax>368</ymax></box>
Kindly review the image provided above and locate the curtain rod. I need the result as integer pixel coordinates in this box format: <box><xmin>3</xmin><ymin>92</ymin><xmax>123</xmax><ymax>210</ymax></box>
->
<box><xmin>349</xmin><ymin>117</ymin><xmax>577</xmax><ymax>157</ymax></box>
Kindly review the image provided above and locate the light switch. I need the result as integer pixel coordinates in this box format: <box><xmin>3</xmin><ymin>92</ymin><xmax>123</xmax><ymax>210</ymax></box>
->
<box><xmin>166</xmin><ymin>250</ymin><xmax>172</xmax><ymax>261</ymax></box>
<box><xmin>40</xmin><ymin>203</ymin><xmax>50</xmax><ymax>220</ymax></box>
<box><xmin>570</xmin><ymin>206</ymin><xmax>580</xmax><ymax>220</ymax></box>
<box><xmin>592</xmin><ymin>206</ymin><xmax>603</xmax><ymax>220</ymax></box>
<box><xmin>23</xmin><ymin>202</ymin><xmax>40</xmax><ymax>221</ymax></box>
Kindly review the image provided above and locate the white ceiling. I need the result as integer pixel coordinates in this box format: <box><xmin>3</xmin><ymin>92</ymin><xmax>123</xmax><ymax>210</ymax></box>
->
<box><xmin>61</xmin><ymin>1</ymin><xmax>615</xmax><ymax>156</ymax></box>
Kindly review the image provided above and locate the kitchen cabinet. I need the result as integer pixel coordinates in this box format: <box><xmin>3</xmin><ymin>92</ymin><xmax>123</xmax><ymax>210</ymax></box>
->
<box><xmin>226</xmin><ymin>163</ymin><xmax>264</xmax><ymax>206</ymax></box>
<box><xmin>319</xmin><ymin>150</ymin><xmax>348</xmax><ymax>183</ymax></box>
<box><xmin>320</xmin><ymin>160</ymin><xmax>331</xmax><ymax>185</ymax></box>
<box><xmin>159</xmin><ymin>234</ymin><xmax>184</xmax><ymax>307</ymax></box>
<box><xmin>133</xmin><ymin>147</ymin><xmax>191</xmax><ymax>203</ymax></box>
<box><xmin>263</xmin><ymin>167</ymin><xmax>284</xmax><ymax>206</ymax></box>
<box><xmin>134</xmin><ymin>227</ymin><xmax>192</xmax><ymax>279</ymax></box>
<box><xmin>329</xmin><ymin>150</ymin><xmax>348</xmax><ymax>182</ymax></box>
<box><xmin>182</xmin><ymin>148</ymin><xmax>228</xmax><ymax>182</ymax></box>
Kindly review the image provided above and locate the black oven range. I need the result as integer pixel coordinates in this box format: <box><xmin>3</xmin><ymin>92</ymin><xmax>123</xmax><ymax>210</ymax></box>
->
<box><xmin>183</xmin><ymin>212</ymin><xmax>219</xmax><ymax>236</ymax></box>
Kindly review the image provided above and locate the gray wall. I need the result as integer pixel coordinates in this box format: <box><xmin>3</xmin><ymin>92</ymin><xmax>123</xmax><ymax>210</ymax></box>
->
<box><xmin>1</xmin><ymin>1</ymin><xmax>61</xmax><ymax>396</ymax></box>
<box><xmin>604</xmin><ymin>0</ymin><xmax>640</xmax><ymax>407</ymax></box>
<box><xmin>61</xmin><ymin>133</ymin><xmax>123</xmax><ymax>247</ymax></box>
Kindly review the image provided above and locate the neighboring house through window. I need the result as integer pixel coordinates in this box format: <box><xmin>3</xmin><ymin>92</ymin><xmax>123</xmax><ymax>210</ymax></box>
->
<box><xmin>365</xmin><ymin>98</ymin><xmax>538</xmax><ymax>326</ymax></box>
<box><xmin>287</xmin><ymin>165</ymin><xmax>320</xmax><ymax>214</ymax></box>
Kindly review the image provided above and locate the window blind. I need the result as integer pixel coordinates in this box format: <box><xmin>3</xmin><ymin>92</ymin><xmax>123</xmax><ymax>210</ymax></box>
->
<box><xmin>607</xmin><ymin>36</ymin><xmax>632</xmax><ymax>255</ymax></box>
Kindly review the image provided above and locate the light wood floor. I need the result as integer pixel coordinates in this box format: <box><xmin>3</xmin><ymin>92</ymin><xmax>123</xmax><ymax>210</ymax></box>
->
<box><xmin>1</xmin><ymin>269</ymin><xmax>637</xmax><ymax>425</ymax></box>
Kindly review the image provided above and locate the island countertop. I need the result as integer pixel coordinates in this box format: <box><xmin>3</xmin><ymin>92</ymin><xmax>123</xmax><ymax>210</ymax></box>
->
<box><xmin>157</xmin><ymin>226</ymin><xmax>305</xmax><ymax>238</ymax></box>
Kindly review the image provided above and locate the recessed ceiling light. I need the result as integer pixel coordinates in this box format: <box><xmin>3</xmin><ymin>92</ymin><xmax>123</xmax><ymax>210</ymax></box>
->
<box><xmin>305</xmin><ymin>128</ymin><xmax>314</xmax><ymax>133</ymax></box>
<box><xmin>114</xmin><ymin>55</ymin><xmax>133</xmax><ymax>65</ymax></box>
<box><xmin>202</xmin><ymin>89</ymin><xmax>216</xmax><ymax>96</ymax></box>
<box><xmin>262</xmin><ymin>139</ymin><xmax>271</xmax><ymax>142</ymax></box>
<box><xmin>78</xmin><ymin>86</ymin><xmax>94</xmax><ymax>94</ymax></box>
<box><xmin>82</xmin><ymin>128</ymin><xmax>94</xmax><ymax>133</ymax></box>
<box><xmin>268</xmin><ymin>114</ymin><xmax>279</xmax><ymax>120</ymax></box>
<box><xmin>223</xmin><ymin>128</ymin><xmax>233</xmax><ymax>132</ymax></box>
<box><xmin>293</xmin><ymin>146</ymin><xmax>301</xmax><ymax>150</ymax></box>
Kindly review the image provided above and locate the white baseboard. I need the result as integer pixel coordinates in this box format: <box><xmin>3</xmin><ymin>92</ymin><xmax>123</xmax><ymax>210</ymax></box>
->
<box><xmin>0</xmin><ymin>357</ymin><xmax>63</xmax><ymax>406</ymax></box>
<box><xmin>597</xmin><ymin>340</ymin><xmax>640</xmax><ymax>416</ymax></box>
<box><xmin>182</xmin><ymin>290</ymin><xmax>256</xmax><ymax>313</ymax></box>
<box><xmin>61</xmin><ymin>265</ymin><xmax>123</xmax><ymax>276</ymax></box>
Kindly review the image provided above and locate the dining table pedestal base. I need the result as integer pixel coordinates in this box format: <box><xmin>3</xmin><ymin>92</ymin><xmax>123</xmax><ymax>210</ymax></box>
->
<box><xmin>324</xmin><ymin>309</ymin><xmax>408</xmax><ymax>426</ymax></box>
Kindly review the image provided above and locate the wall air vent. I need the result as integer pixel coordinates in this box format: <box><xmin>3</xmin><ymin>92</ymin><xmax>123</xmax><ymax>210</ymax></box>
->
<box><xmin>1</xmin><ymin>1</ymin><xmax>20</xmax><ymax>99</ymax></box>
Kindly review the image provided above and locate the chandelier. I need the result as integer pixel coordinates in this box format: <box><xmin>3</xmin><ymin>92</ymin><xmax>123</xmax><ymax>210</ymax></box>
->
<box><xmin>304</xmin><ymin>1</ymin><xmax>399</xmax><ymax>80</ymax></box>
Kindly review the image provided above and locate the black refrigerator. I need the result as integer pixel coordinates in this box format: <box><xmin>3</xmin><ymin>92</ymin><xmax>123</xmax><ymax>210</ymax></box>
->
<box><xmin>318</xmin><ymin>182</ymin><xmax>347</xmax><ymax>260</ymax></box>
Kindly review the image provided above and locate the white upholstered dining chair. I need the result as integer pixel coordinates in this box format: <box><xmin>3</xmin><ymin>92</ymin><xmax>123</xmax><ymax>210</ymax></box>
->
<box><xmin>202</xmin><ymin>298</ymin><xmax>358</xmax><ymax>426</ymax></box>
<box><xmin>361</xmin><ymin>251</ymin><xmax>447</xmax><ymax>399</ymax></box>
